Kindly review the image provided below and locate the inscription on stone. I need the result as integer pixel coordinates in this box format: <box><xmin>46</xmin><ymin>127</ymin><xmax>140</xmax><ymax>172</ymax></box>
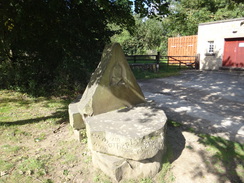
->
<box><xmin>90</xmin><ymin>132</ymin><xmax>162</xmax><ymax>158</ymax></box>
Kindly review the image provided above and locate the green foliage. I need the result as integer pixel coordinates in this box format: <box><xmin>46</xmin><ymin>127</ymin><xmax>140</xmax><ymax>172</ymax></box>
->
<box><xmin>1</xmin><ymin>0</ymin><xmax>243</xmax><ymax>97</ymax></box>
<box><xmin>0</xmin><ymin>0</ymin><xmax>133</xmax><ymax>96</ymax></box>
<box><xmin>0</xmin><ymin>0</ymin><xmax>172</xmax><ymax>97</ymax></box>
<box><xmin>167</xmin><ymin>120</ymin><xmax>182</xmax><ymax>127</ymax></box>
<box><xmin>111</xmin><ymin>16</ymin><xmax>165</xmax><ymax>54</ymax></box>
<box><xmin>132</xmin><ymin>65</ymin><xmax>180</xmax><ymax>80</ymax></box>
<box><xmin>134</xmin><ymin>0</ymin><xmax>172</xmax><ymax>18</ymax></box>
<box><xmin>112</xmin><ymin>0</ymin><xmax>244</xmax><ymax>56</ymax></box>
<box><xmin>165</xmin><ymin>0</ymin><xmax>244</xmax><ymax>36</ymax></box>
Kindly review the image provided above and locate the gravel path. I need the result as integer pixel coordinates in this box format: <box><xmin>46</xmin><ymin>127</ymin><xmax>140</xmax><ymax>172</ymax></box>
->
<box><xmin>139</xmin><ymin>70</ymin><xmax>244</xmax><ymax>144</ymax></box>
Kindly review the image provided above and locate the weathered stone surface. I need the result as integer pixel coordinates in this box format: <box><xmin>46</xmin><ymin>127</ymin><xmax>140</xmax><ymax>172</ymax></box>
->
<box><xmin>73</xmin><ymin>129</ymin><xmax>82</xmax><ymax>141</ymax></box>
<box><xmin>68</xmin><ymin>102</ymin><xmax>85</xmax><ymax>130</ymax></box>
<box><xmin>68</xmin><ymin>43</ymin><xmax>146</xmax><ymax>132</ymax></box>
<box><xmin>92</xmin><ymin>150</ymin><xmax>164</xmax><ymax>182</ymax></box>
<box><xmin>77</xmin><ymin>43</ymin><xmax>145</xmax><ymax>118</ymax></box>
<box><xmin>85</xmin><ymin>102</ymin><xmax>167</xmax><ymax>161</ymax></box>
<box><xmin>68</xmin><ymin>43</ymin><xmax>168</xmax><ymax>182</ymax></box>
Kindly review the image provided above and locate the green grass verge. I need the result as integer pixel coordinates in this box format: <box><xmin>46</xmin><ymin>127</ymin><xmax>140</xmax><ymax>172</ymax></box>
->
<box><xmin>197</xmin><ymin>134</ymin><xmax>244</xmax><ymax>182</ymax></box>
<box><xmin>132</xmin><ymin>65</ymin><xmax>181</xmax><ymax>80</ymax></box>
<box><xmin>0</xmin><ymin>90</ymin><xmax>71</xmax><ymax>183</ymax></box>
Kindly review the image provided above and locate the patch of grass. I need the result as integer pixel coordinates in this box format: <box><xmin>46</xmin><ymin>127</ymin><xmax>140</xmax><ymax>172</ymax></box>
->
<box><xmin>54</xmin><ymin>140</ymin><xmax>81</xmax><ymax>165</ymax></box>
<box><xmin>1</xmin><ymin>144</ymin><xmax>22</xmax><ymax>153</ymax></box>
<box><xmin>132</xmin><ymin>65</ymin><xmax>180</xmax><ymax>80</ymax></box>
<box><xmin>83</xmin><ymin>155</ymin><xmax>92</xmax><ymax>163</ymax></box>
<box><xmin>3</xmin><ymin>128</ymin><xmax>32</xmax><ymax>142</ymax></box>
<box><xmin>167</xmin><ymin>119</ymin><xmax>182</xmax><ymax>127</ymax></box>
<box><xmin>154</xmin><ymin>148</ymin><xmax>175</xmax><ymax>183</ymax></box>
<box><xmin>187</xmin><ymin>127</ymin><xmax>195</xmax><ymax>133</ymax></box>
<box><xmin>0</xmin><ymin>90</ymin><xmax>69</xmax><ymax>125</ymax></box>
<box><xmin>167</xmin><ymin>118</ymin><xmax>244</xmax><ymax>183</ymax></box>
<box><xmin>63</xmin><ymin>169</ymin><xmax>69</xmax><ymax>176</ymax></box>
<box><xmin>62</xmin><ymin>153</ymin><xmax>78</xmax><ymax>164</ymax></box>
<box><xmin>18</xmin><ymin>157</ymin><xmax>47</xmax><ymax>176</ymax></box>
<box><xmin>198</xmin><ymin>134</ymin><xmax>244</xmax><ymax>182</ymax></box>
<box><xmin>122</xmin><ymin>177</ymin><xmax>154</xmax><ymax>183</ymax></box>
<box><xmin>186</xmin><ymin>145</ymin><xmax>193</xmax><ymax>150</ymax></box>
<box><xmin>44</xmin><ymin>179</ymin><xmax>54</xmax><ymax>183</ymax></box>
<box><xmin>0</xmin><ymin>89</ymin><xmax>72</xmax><ymax>182</ymax></box>
<box><xmin>157</xmin><ymin>162</ymin><xmax>175</xmax><ymax>183</ymax></box>
<box><xmin>93</xmin><ymin>171</ymin><xmax>111</xmax><ymax>183</ymax></box>
<box><xmin>0</xmin><ymin>90</ymin><xmax>69</xmax><ymax>144</ymax></box>
<box><xmin>0</xmin><ymin>173</ymin><xmax>34</xmax><ymax>183</ymax></box>
<box><xmin>140</xmin><ymin>178</ymin><xmax>153</xmax><ymax>183</ymax></box>
<box><xmin>198</xmin><ymin>134</ymin><xmax>244</xmax><ymax>162</ymax></box>
<box><xmin>0</xmin><ymin>159</ymin><xmax>14</xmax><ymax>172</ymax></box>
<box><xmin>34</xmin><ymin>133</ymin><xmax>46</xmax><ymax>142</ymax></box>
<box><xmin>122</xmin><ymin>180</ymin><xmax>136</xmax><ymax>183</ymax></box>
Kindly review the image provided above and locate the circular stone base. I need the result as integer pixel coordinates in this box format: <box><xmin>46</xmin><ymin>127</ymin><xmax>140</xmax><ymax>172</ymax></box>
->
<box><xmin>85</xmin><ymin>102</ymin><xmax>167</xmax><ymax>161</ymax></box>
<box><xmin>92</xmin><ymin>149</ymin><xmax>164</xmax><ymax>182</ymax></box>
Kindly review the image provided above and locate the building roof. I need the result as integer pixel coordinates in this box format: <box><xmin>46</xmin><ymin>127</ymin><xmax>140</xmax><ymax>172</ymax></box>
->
<box><xmin>199</xmin><ymin>17</ymin><xmax>244</xmax><ymax>26</ymax></box>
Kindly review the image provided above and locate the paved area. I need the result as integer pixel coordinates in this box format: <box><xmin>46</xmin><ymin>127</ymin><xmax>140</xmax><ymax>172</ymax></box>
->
<box><xmin>138</xmin><ymin>70</ymin><xmax>244</xmax><ymax>144</ymax></box>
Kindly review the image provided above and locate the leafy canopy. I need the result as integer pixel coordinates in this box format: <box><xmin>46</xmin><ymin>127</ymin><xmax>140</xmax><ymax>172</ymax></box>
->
<box><xmin>0</xmin><ymin>0</ymin><xmax>171</xmax><ymax>96</ymax></box>
<box><xmin>112</xmin><ymin>0</ymin><xmax>244</xmax><ymax>56</ymax></box>
<box><xmin>166</xmin><ymin>0</ymin><xmax>244</xmax><ymax>36</ymax></box>
<box><xmin>111</xmin><ymin>16</ymin><xmax>164</xmax><ymax>55</ymax></box>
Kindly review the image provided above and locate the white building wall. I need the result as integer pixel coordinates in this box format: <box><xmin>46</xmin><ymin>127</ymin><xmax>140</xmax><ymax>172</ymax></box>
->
<box><xmin>197</xmin><ymin>18</ymin><xmax>244</xmax><ymax>70</ymax></box>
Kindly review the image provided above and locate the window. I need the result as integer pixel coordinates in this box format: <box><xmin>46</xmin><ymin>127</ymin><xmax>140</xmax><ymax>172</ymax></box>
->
<box><xmin>208</xmin><ymin>41</ymin><xmax>214</xmax><ymax>54</ymax></box>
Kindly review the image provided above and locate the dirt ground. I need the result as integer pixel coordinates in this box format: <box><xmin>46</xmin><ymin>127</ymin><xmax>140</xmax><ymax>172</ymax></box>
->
<box><xmin>1</xmin><ymin>70</ymin><xmax>243</xmax><ymax>183</ymax></box>
<box><xmin>165</xmin><ymin>125</ymin><xmax>241</xmax><ymax>183</ymax></box>
<box><xmin>27</xmin><ymin>122</ymin><xmax>242</xmax><ymax>183</ymax></box>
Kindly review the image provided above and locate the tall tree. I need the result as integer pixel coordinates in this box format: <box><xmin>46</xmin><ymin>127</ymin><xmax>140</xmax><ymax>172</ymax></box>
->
<box><xmin>165</xmin><ymin>0</ymin><xmax>244</xmax><ymax>36</ymax></box>
<box><xmin>111</xmin><ymin>16</ymin><xmax>164</xmax><ymax>54</ymax></box>
<box><xmin>0</xmin><ymin>0</ymin><xmax>172</xmax><ymax>96</ymax></box>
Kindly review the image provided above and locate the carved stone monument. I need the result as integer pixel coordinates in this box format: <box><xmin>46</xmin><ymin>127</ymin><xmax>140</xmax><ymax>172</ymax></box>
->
<box><xmin>69</xmin><ymin>43</ymin><xmax>146</xmax><ymax>131</ymax></box>
<box><xmin>68</xmin><ymin>43</ymin><xmax>167</xmax><ymax>182</ymax></box>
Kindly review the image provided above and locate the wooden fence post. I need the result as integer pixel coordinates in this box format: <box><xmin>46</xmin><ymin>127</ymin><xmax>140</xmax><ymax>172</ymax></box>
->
<box><xmin>195</xmin><ymin>54</ymin><xmax>200</xmax><ymax>70</ymax></box>
<box><xmin>156</xmin><ymin>52</ymin><xmax>160</xmax><ymax>71</ymax></box>
<box><xmin>156</xmin><ymin>52</ymin><xmax>160</xmax><ymax>64</ymax></box>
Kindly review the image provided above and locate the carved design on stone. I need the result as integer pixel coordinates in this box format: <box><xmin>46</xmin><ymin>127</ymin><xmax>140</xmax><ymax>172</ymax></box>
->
<box><xmin>110</xmin><ymin>63</ymin><xmax>126</xmax><ymax>86</ymax></box>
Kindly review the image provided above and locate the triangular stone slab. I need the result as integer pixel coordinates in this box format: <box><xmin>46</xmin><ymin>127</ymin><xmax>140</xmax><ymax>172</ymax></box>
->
<box><xmin>78</xmin><ymin>43</ymin><xmax>145</xmax><ymax>117</ymax></box>
<box><xmin>69</xmin><ymin>43</ymin><xmax>145</xmax><ymax>129</ymax></box>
